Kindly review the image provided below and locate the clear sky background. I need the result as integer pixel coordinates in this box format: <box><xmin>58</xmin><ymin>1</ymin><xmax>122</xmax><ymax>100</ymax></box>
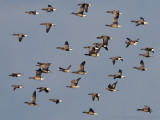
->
<box><xmin>0</xmin><ymin>0</ymin><xmax>160</xmax><ymax>120</ymax></box>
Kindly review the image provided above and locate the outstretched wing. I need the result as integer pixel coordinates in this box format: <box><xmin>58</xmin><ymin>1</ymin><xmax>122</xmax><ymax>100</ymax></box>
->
<box><xmin>79</xmin><ymin>61</ymin><xmax>85</xmax><ymax>71</ymax></box>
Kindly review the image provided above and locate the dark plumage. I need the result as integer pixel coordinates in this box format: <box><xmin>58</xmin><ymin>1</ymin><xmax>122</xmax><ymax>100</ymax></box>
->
<box><xmin>9</xmin><ymin>73</ymin><xmax>22</xmax><ymax>77</ymax></box>
<box><xmin>72</xmin><ymin>61</ymin><xmax>88</xmax><ymax>75</ymax></box>
<box><xmin>105</xmin><ymin>17</ymin><xmax>121</xmax><ymax>28</ymax></box>
<box><xmin>139</xmin><ymin>50</ymin><xmax>152</xmax><ymax>57</ymax></box>
<box><xmin>29</xmin><ymin>68</ymin><xmax>44</xmax><ymax>80</ymax></box>
<box><xmin>137</xmin><ymin>105</ymin><xmax>152</xmax><ymax>113</ymax></box>
<box><xmin>104</xmin><ymin>81</ymin><xmax>119</xmax><ymax>91</ymax></box>
<box><xmin>12</xmin><ymin>85</ymin><xmax>24</xmax><ymax>91</ymax></box>
<box><xmin>77</xmin><ymin>3</ymin><xmax>91</xmax><ymax>13</ymax></box>
<box><xmin>110</xmin><ymin>56</ymin><xmax>123</xmax><ymax>65</ymax></box>
<box><xmin>125</xmin><ymin>38</ymin><xmax>139</xmax><ymax>48</ymax></box>
<box><xmin>106</xmin><ymin>10</ymin><xmax>122</xmax><ymax>19</ymax></box>
<box><xmin>25</xmin><ymin>11</ymin><xmax>39</xmax><ymax>15</ymax></box>
<box><xmin>41</xmin><ymin>5</ymin><xmax>56</xmax><ymax>12</ymax></box>
<box><xmin>13</xmin><ymin>33</ymin><xmax>28</xmax><ymax>42</ymax></box>
<box><xmin>95</xmin><ymin>35</ymin><xmax>113</xmax><ymax>50</ymax></box>
<box><xmin>59</xmin><ymin>65</ymin><xmax>71</xmax><ymax>72</ymax></box>
<box><xmin>40</xmin><ymin>23</ymin><xmax>55</xmax><ymax>33</ymax></box>
<box><xmin>56</xmin><ymin>41</ymin><xmax>72</xmax><ymax>51</ymax></box>
<box><xmin>37</xmin><ymin>87</ymin><xmax>50</xmax><ymax>93</ymax></box>
<box><xmin>49</xmin><ymin>99</ymin><xmax>63</xmax><ymax>104</ymax></box>
<box><xmin>88</xmin><ymin>93</ymin><xmax>101</xmax><ymax>101</ymax></box>
<box><xmin>83</xmin><ymin>108</ymin><xmax>97</xmax><ymax>115</ymax></box>
<box><xmin>141</xmin><ymin>47</ymin><xmax>154</xmax><ymax>53</ymax></box>
<box><xmin>36</xmin><ymin>62</ymin><xmax>51</xmax><ymax>73</ymax></box>
<box><xmin>108</xmin><ymin>69</ymin><xmax>125</xmax><ymax>79</ymax></box>
<box><xmin>133</xmin><ymin>60</ymin><xmax>148</xmax><ymax>71</ymax></box>
<box><xmin>131</xmin><ymin>17</ymin><xmax>149</xmax><ymax>26</ymax></box>
<box><xmin>71</xmin><ymin>4</ymin><xmax>87</xmax><ymax>17</ymax></box>
<box><xmin>24</xmin><ymin>91</ymin><xmax>38</xmax><ymax>106</ymax></box>
<box><xmin>84</xmin><ymin>45</ymin><xmax>102</xmax><ymax>57</ymax></box>
<box><xmin>66</xmin><ymin>78</ymin><xmax>81</xmax><ymax>88</ymax></box>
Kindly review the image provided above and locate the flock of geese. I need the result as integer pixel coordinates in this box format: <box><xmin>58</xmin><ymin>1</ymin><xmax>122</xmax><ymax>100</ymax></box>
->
<box><xmin>10</xmin><ymin>2</ymin><xmax>154</xmax><ymax>116</ymax></box>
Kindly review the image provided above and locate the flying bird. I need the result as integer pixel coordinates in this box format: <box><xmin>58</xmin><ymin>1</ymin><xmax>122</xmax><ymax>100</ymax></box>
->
<box><xmin>12</xmin><ymin>85</ymin><xmax>24</xmax><ymax>91</ymax></box>
<box><xmin>49</xmin><ymin>99</ymin><xmax>63</xmax><ymax>104</ymax></box>
<box><xmin>24</xmin><ymin>91</ymin><xmax>38</xmax><ymax>106</ymax></box>
<box><xmin>56</xmin><ymin>41</ymin><xmax>72</xmax><ymax>51</ymax></box>
<box><xmin>88</xmin><ymin>93</ymin><xmax>101</xmax><ymax>101</ymax></box>
<box><xmin>96</xmin><ymin>35</ymin><xmax>112</xmax><ymax>50</ymax></box>
<box><xmin>110</xmin><ymin>56</ymin><xmax>123</xmax><ymax>65</ymax></box>
<box><xmin>66</xmin><ymin>78</ymin><xmax>81</xmax><ymax>88</ymax></box>
<box><xmin>40</xmin><ymin>23</ymin><xmax>55</xmax><ymax>33</ymax></box>
<box><xmin>41</xmin><ymin>5</ymin><xmax>56</xmax><ymax>12</ymax></box>
<box><xmin>125</xmin><ymin>38</ymin><xmax>139</xmax><ymax>48</ymax></box>
<box><xmin>133</xmin><ymin>60</ymin><xmax>148</xmax><ymax>71</ymax></box>
<box><xmin>72</xmin><ymin>61</ymin><xmax>88</xmax><ymax>75</ymax></box>
<box><xmin>77</xmin><ymin>3</ymin><xmax>91</xmax><ymax>13</ymax></box>
<box><xmin>104</xmin><ymin>81</ymin><xmax>119</xmax><ymax>91</ymax></box>
<box><xmin>25</xmin><ymin>11</ymin><xmax>39</xmax><ymax>15</ymax></box>
<box><xmin>139</xmin><ymin>50</ymin><xmax>152</xmax><ymax>57</ymax></box>
<box><xmin>105</xmin><ymin>17</ymin><xmax>121</xmax><ymax>28</ymax></box>
<box><xmin>131</xmin><ymin>17</ymin><xmax>149</xmax><ymax>26</ymax></box>
<box><xmin>137</xmin><ymin>105</ymin><xmax>152</xmax><ymax>113</ymax></box>
<box><xmin>59</xmin><ymin>65</ymin><xmax>71</xmax><ymax>72</ymax></box>
<box><xmin>108</xmin><ymin>69</ymin><xmax>125</xmax><ymax>79</ymax></box>
<box><xmin>36</xmin><ymin>62</ymin><xmax>51</xmax><ymax>73</ymax></box>
<box><xmin>29</xmin><ymin>68</ymin><xmax>44</xmax><ymax>80</ymax></box>
<box><xmin>37</xmin><ymin>87</ymin><xmax>51</xmax><ymax>93</ymax></box>
<box><xmin>106</xmin><ymin>10</ymin><xmax>122</xmax><ymax>19</ymax></box>
<box><xmin>141</xmin><ymin>47</ymin><xmax>154</xmax><ymax>53</ymax></box>
<box><xmin>9</xmin><ymin>73</ymin><xmax>22</xmax><ymax>77</ymax></box>
<box><xmin>71</xmin><ymin>4</ymin><xmax>87</xmax><ymax>17</ymax></box>
<box><xmin>13</xmin><ymin>33</ymin><xmax>28</xmax><ymax>42</ymax></box>
<box><xmin>83</xmin><ymin>108</ymin><xmax>98</xmax><ymax>115</ymax></box>
<box><xmin>84</xmin><ymin>45</ymin><xmax>101</xmax><ymax>57</ymax></box>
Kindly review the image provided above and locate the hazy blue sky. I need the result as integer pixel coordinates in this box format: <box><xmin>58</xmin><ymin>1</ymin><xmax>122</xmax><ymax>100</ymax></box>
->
<box><xmin>1</xmin><ymin>0</ymin><xmax>160</xmax><ymax>120</ymax></box>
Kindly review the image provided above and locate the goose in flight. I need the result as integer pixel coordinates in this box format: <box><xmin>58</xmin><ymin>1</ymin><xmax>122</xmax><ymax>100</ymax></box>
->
<box><xmin>56</xmin><ymin>41</ymin><xmax>72</xmax><ymax>51</ymax></box>
<box><xmin>29</xmin><ymin>68</ymin><xmax>44</xmax><ymax>80</ymax></box>
<box><xmin>77</xmin><ymin>3</ymin><xmax>91</xmax><ymax>13</ymax></box>
<box><xmin>108</xmin><ymin>69</ymin><xmax>125</xmax><ymax>79</ymax></box>
<box><xmin>110</xmin><ymin>56</ymin><xmax>123</xmax><ymax>65</ymax></box>
<box><xmin>139</xmin><ymin>50</ymin><xmax>152</xmax><ymax>57</ymax></box>
<box><xmin>36</xmin><ymin>62</ymin><xmax>51</xmax><ymax>73</ymax></box>
<box><xmin>141</xmin><ymin>47</ymin><xmax>154</xmax><ymax>53</ymax></box>
<box><xmin>88</xmin><ymin>93</ymin><xmax>101</xmax><ymax>101</ymax></box>
<box><xmin>41</xmin><ymin>5</ymin><xmax>56</xmax><ymax>12</ymax></box>
<box><xmin>71</xmin><ymin>4</ymin><xmax>87</xmax><ymax>17</ymax></box>
<box><xmin>12</xmin><ymin>85</ymin><xmax>24</xmax><ymax>91</ymax></box>
<box><xmin>131</xmin><ymin>17</ymin><xmax>149</xmax><ymax>26</ymax></box>
<box><xmin>83</xmin><ymin>108</ymin><xmax>98</xmax><ymax>115</ymax></box>
<box><xmin>40</xmin><ymin>23</ymin><xmax>55</xmax><ymax>33</ymax></box>
<box><xmin>104</xmin><ymin>81</ymin><xmax>119</xmax><ymax>91</ymax></box>
<box><xmin>106</xmin><ymin>10</ymin><xmax>122</xmax><ymax>19</ymax></box>
<box><xmin>37</xmin><ymin>87</ymin><xmax>51</xmax><ymax>93</ymax></box>
<box><xmin>66</xmin><ymin>78</ymin><xmax>81</xmax><ymax>88</ymax></box>
<box><xmin>105</xmin><ymin>17</ymin><xmax>121</xmax><ymax>28</ymax></box>
<box><xmin>13</xmin><ymin>33</ymin><xmax>28</xmax><ymax>42</ymax></box>
<box><xmin>133</xmin><ymin>60</ymin><xmax>148</xmax><ymax>71</ymax></box>
<box><xmin>25</xmin><ymin>11</ymin><xmax>39</xmax><ymax>15</ymax></box>
<box><xmin>24</xmin><ymin>91</ymin><xmax>38</xmax><ymax>106</ymax></box>
<box><xmin>125</xmin><ymin>38</ymin><xmax>139</xmax><ymax>48</ymax></box>
<box><xmin>72</xmin><ymin>61</ymin><xmax>88</xmax><ymax>75</ymax></box>
<box><xmin>9</xmin><ymin>73</ymin><xmax>22</xmax><ymax>77</ymax></box>
<box><xmin>59</xmin><ymin>65</ymin><xmax>71</xmax><ymax>72</ymax></box>
<box><xmin>49</xmin><ymin>99</ymin><xmax>63</xmax><ymax>104</ymax></box>
<box><xmin>137</xmin><ymin>105</ymin><xmax>152</xmax><ymax>113</ymax></box>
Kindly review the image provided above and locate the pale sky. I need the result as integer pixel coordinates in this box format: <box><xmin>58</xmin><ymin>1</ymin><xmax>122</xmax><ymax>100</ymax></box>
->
<box><xmin>0</xmin><ymin>0</ymin><xmax>160</xmax><ymax>120</ymax></box>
